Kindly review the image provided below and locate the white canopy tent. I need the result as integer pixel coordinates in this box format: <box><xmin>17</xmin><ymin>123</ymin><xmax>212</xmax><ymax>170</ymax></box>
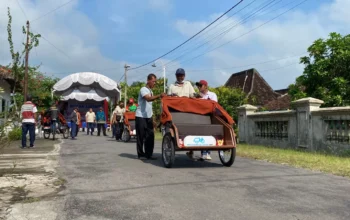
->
<box><xmin>52</xmin><ymin>72</ymin><xmax>121</xmax><ymax>102</ymax></box>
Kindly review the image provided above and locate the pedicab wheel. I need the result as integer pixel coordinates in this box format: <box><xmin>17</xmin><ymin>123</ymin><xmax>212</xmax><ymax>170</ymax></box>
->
<box><xmin>44</xmin><ymin>131</ymin><xmax>50</xmax><ymax>139</ymax></box>
<box><xmin>122</xmin><ymin>129</ymin><xmax>131</xmax><ymax>142</ymax></box>
<box><xmin>62</xmin><ymin>126</ymin><xmax>69</xmax><ymax>139</ymax></box>
<box><xmin>162</xmin><ymin>133</ymin><xmax>175</xmax><ymax>168</ymax></box>
<box><xmin>218</xmin><ymin>148</ymin><xmax>236</xmax><ymax>167</ymax></box>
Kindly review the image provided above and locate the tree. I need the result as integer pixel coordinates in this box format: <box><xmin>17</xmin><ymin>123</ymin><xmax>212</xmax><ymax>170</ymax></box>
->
<box><xmin>6</xmin><ymin>7</ymin><xmax>41</xmax><ymax>111</ymax></box>
<box><xmin>288</xmin><ymin>32</ymin><xmax>350</xmax><ymax>107</ymax></box>
<box><xmin>210</xmin><ymin>86</ymin><xmax>247</xmax><ymax>123</ymax></box>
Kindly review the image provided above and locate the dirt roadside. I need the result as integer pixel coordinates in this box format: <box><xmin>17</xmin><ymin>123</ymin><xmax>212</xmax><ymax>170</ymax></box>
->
<box><xmin>0</xmin><ymin>138</ymin><xmax>65</xmax><ymax>220</ymax></box>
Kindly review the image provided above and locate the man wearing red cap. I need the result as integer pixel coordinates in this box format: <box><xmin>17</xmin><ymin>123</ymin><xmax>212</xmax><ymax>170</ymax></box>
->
<box><xmin>126</xmin><ymin>98</ymin><xmax>138</xmax><ymax>112</ymax></box>
<box><xmin>189</xmin><ymin>79</ymin><xmax>218</xmax><ymax>160</ymax></box>
<box><xmin>195</xmin><ymin>80</ymin><xmax>218</xmax><ymax>102</ymax></box>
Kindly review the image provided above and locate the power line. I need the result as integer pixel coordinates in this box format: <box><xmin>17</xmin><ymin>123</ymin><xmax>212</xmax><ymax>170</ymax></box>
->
<box><xmin>16</xmin><ymin>0</ymin><xmax>28</xmax><ymax>19</ymax></box>
<box><xmin>167</xmin><ymin>0</ymin><xmax>309</xmax><ymax>68</ymax></box>
<box><xmin>188</xmin><ymin>52</ymin><xmax>307</xmax><ymax>72</ymax></box>
<box><xmin>163</xmin><ymin>0</ymin><xmax>280</xmax><ymax>68</ymax></box>
<box><xmin>129</xmin><ymin>0</ymin><xmax>245</xmax><ymax>70</ymax></box>
<box><xmin>31</xmin><ymin>0</ymin><xmax>76</xmax><ymax>23</ymax></box>
<box><xmin>163</xmin><ymin>0</ymin><xmax>259</xmax><ymax>61</ymax></box>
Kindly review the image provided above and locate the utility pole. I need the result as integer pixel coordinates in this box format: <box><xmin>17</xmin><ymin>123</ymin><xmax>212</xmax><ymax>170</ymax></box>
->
<box><xmin>163</xmin><ymin>65</ymin><xmax>166</xmax><ymax>93</ymax></box>
<box><xmin>24</xmin><ymin>20</ymin><xmax>30</xmax><ymax>102</ymax></box>
<box><xmin>124</xmin><ymin>64</ymin><xmax>130</xmax><ymax>107</ymax></box>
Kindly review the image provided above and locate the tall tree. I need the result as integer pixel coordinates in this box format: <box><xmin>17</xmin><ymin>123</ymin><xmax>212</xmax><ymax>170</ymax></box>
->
<box><xmin>6</xmin><ymin>7</ymin><xmax>41</xmax><ymax>110</ymax></box>
<box><xmin>288</xmin><ymin>32</ymin><xmax>350</xmax><ymax>106</ymax></box>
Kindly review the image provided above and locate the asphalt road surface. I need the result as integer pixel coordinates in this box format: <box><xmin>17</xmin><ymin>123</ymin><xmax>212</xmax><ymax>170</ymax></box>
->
<box><xmin>56</xmin><ymin>134</ymin><xmax>350</xmax><ymax>220</ymax></box>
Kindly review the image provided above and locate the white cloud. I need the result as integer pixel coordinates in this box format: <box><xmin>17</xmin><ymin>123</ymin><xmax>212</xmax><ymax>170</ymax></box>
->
<box><xmin>0</xmin><ymin>0</ymin><xmax>126</xmax><ymax>84</ymax></box>
<box><xmin>148</xmin><ymin>0</ymin><xmax>172</xmax><ymax>13</ymax></box>
<box><xmin>173</xmin><ymin>0</ymin><xmax>350</xmax><ymax>89</ymax></box>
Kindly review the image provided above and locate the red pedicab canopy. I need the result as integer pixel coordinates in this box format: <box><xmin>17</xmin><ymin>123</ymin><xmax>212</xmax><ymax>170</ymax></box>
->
<box><xmin>160</xmin><ymin>96</ymin><xmax>235</xmax><ymax>125</ymax></box>
<box><xmin>124</xmin><ymin>111</ymin><xmax>136</xmax><ymax>127</ymax></box>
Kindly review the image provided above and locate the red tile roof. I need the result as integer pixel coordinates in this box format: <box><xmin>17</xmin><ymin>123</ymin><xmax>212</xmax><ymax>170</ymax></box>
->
<box><xmin>224</xmin><ymin>68</ymin><xmax>285</xmax><ymax>106</ymax></box>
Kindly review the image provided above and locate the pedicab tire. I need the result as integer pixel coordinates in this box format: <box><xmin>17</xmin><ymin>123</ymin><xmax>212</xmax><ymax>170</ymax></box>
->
<box><xmin>44</xmin><ymin>131</ymin><xmax>50</xmax><ymax>139</ymax></box>
<box><xmin>218</xmin><ymin>147</ymin><xmax>236</xmax><ymax>167</ymax></box>
<box><xmin>162</xmin><ymin>133</ymin><xmax>175</xmax><ymax>168</ymax></box>
<box><xmin>123</xmin><ymin>130</ymin><xmax>131</xmax><ymax>142</ymax></box>
<box><xmin>62</xmin><ymin>127</ymin><xmax>69</xmax><ymax>139</ymax></box>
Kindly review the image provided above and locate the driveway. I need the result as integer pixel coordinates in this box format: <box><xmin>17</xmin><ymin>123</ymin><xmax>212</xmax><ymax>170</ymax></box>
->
<box><xmin>54</xmin><ymin>134</ymin><xmax>350</xmax><ymax>220</ymax></box>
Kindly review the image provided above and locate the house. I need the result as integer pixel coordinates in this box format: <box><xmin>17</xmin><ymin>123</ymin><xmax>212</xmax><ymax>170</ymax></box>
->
<box><xmin>0</xmin><ymin>66</ymin><xmax>14</xmax><ymax>114</ymax></box>
<box><xmin>224</xmin><ymin>68</ymin><xmax>290</xmax><ymax>110</ymax></box>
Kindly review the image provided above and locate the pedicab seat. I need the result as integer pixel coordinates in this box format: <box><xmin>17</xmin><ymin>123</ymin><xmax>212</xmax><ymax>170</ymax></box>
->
<box><xmin>170</xmin><ymin>112</ymin><xmax>224</xmax><ymax>136</ymax></box>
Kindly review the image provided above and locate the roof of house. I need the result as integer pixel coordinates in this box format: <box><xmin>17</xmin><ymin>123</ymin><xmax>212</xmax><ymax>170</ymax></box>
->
<box><xmin>224</xmin><ymin>68</ymin><xmax>285</xmax><ymax>106</ymax></box>
<box><xmin>264</xmin><ymin>94</ymin><xmax>291</xmax><ymax>111</ymax></box>
<box><xmin>0</xmin><ymin>66</ymin><xmax>13</xmax><ymax>80</ymax></box>
<box><xmin>274</xmin><ymin>88</ymin><xmax>289</xmax><ymax>95</ymax></box>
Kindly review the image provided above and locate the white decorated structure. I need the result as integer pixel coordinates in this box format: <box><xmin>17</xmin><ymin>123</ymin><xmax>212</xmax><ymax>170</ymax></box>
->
<box><xmin>52</xmin><ymin>72</ymin><xmax>120</xmax><ymax>101</ymax></box>
<box><xmin>52</xmin><ymin>72</ymin><xmax>121</xmax><ymax>124</ymax></box>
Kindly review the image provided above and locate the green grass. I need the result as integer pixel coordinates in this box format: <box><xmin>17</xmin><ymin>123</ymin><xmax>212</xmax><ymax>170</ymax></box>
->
<box><xmin>155</xmin><ymin>131</ymin><xmax>162</xmax><ymax>141</ymax></box>
<box><xmin>154</xmin><ymin>132</ymin><xmax>350</xmax><ymax>178</ymax></box>
<box><xmin>237</xmin><ymin>144</ymin><xmax>350</xmax><ymax>178</ymax></box>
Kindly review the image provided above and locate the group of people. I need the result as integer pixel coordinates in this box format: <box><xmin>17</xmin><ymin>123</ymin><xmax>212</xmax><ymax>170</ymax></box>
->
<box><xmin>20</xmin><ymin>68</ymin><xmax>216</xmax><ymax>162</ymax></box>
<box><xmin>110</xmin><ymin>98</ymin><xmax>137</xmax><ymax>141</ymax></box>
<box><xmin>70</xmin><ymin>107</ymin><xmax>109</xmax><ymax>139</ymax></box>
<box><xmin>135</xmin><ymin>68</ymin><xmax>217</xmax><ymax>160</ymax></box>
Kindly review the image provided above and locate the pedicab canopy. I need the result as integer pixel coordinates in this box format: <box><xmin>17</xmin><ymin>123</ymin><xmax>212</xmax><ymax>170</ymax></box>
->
<box><xmin>160</xmin><ymin>97</ymin><xmax>235</xmax><ymax>125</ymax></box>
<box><xmin>124</xmin><ymin>111</ymin><xmax>136</xmax><ymax>127</ymax></box>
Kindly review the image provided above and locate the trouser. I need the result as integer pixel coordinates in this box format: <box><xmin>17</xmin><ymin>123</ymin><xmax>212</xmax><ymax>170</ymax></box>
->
<box><xmin>76</xmin><ymin>124</ymin><xmax>79</xmax><ymax>136</ymax></box>
<box><xmin>135</xmin><ymin>117</ymin><xmax>154</xmax><ymax>158</ymax></box>
<box><xmin>87</xmin><ymin>122</ymin><xmax>94</xmax><ymax>134</ymax></box>
<box><xmin>22</xmin><ymin>122</ymin><xmax>35</xmax><ymax>147</ymax></box>
<box><xmin>97</xmin><ymin>123</ymin><xmax>106</xmax><ymax>136</ymax></box>
<box><xmin>116</xmin><ymin>122</ymin><xmax>124</xmax><ymax>140</ymax></box>
<box><xmin>112</xmin><ymin>123</ymin><xmax>116</xmax><ymax>137</ymax></box>
<box><xmin>71</xmin><ymin>121</ymin><xmax>77</xmax><ymax>138</ymax></box>
<box><xmin>50</xmin><ymin>119</ymin><xmax>57</xmax><ymax>133</ymax></box>
<box><xmin>201</xmin><ymin>150</ymin><xmax>211</xmax><ymax>155</ymax></box>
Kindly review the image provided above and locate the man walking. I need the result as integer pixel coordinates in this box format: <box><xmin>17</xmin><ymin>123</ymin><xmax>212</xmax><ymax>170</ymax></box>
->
<box><xmin>75</xmin><ymin>108</ymin><xmax>81</xmax><ymax>136</ymax></box>
<box><xmin>196</xmin><ymin>79</ymin><xmax>218</xmax><ymax>160</ymax></box>
<box><xmin>96</xmin><ymin>107</ymin><xmax>107</xmax><ymax>136</ymax></box>
<box><xmin>85</xmin><ymin>108</ymin><xmax>96</xmax><ymax>135</ymax></box>
<box><xmin>135</xmin><ymin>73</ymin><xmax>165</xmax><ymax>159</ymax></box>
<box><xmin>70</xmin><ymin>107</ymin><xmax>78</xmax><ymax>140</ymax></box>
<box><xmin>21</xmin><ymin>95</ymin><xmax>37</xmax><ymax>148</ymax></box>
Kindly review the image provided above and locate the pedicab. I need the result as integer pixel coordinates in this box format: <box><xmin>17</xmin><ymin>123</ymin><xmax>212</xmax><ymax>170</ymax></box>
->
<box><xmin>160</xmin><ymin>96</ymin><xmax>237</xmax><ymax>168</ymax></box>
<box><xmin>41</xmin><ymin>112</ymin><xmax>70</xmax><ymax>139</ymax></box>
<box><xmin>121</xmin><ymin>111</ymin><xmax>137</xmax><ymax>142</ymax></box>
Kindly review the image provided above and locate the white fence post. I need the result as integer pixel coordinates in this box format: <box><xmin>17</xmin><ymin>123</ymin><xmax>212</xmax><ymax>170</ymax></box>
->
<box><xmin>237</xmin><ymin>104</ymin><xmax>258</xmax><ymax>143</ymax></box>
<box><xmin>292</xmin><ymin>97</ymin><xmax>324</xmax><ymax>149</ymax></box>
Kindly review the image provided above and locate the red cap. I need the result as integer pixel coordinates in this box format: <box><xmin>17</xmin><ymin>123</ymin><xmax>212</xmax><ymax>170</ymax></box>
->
<box><xmin>129</xmin><ymin>98</ymin><xmax>134</xmax><ymax>103</ymax></box>
<box><xmin>195</xmin><ymin>80</ymin><xmax>208</xmax><ymax>87</ymax></box>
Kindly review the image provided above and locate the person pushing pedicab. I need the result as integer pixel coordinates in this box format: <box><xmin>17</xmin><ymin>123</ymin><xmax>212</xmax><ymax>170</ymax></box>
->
<box><xmin>135</xmin><ymin>73</ymin><xmax>166</xmax><ymax>160</ymax></box>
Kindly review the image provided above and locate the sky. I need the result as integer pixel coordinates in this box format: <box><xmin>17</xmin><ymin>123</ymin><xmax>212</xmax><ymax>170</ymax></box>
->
<box><xmin>0</xmin><ymin>0</ymin><xmax>349</xmax><ymax>90</ymax></box>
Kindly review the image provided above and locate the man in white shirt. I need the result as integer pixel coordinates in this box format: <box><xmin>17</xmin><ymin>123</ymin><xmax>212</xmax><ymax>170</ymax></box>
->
<box><xmin>167</xmin><ymin>68</ymin><xmax>195</xmax><ymax>97</ymax></box>
<box><xmin>113</xmin><ymin>101</ymin><xmax>126</xmax><ymax>141</ymax></box>
<box><xmin>85</xmin><ymin>108</ymin><xmax>96</xmax><ymax>135</ymax></box>
<box><xmin>196</xmin><ymin>79</ymin><xmax>218</xmax><ymax>160</ymax></box>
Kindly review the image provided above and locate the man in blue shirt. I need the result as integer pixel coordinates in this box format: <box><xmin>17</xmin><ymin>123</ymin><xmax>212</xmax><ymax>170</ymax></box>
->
<box><xmin>96</xmin><ymin>107</ymin><xmax>107</xmax><ymax>136</ymax></box>
<box><xmin>136</xmin><ymin>73</ymin><xmax>166</xmax><ymax>160</ymax></box>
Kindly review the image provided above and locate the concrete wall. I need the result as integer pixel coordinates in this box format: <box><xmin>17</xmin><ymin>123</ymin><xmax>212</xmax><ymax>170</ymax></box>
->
<box><xmin>238</xmin><ymin>97</ymin><xmax>350</xmax><ymax>154</ymax></box>
<box><xmin>0</xmin><ymin>80</ymin><xmax>12</xmax><ymax>113</ymax></box>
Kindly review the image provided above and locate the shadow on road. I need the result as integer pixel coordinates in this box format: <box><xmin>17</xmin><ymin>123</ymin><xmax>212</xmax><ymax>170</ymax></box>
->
<box><xmin>118</xmin><ymin>153</ymin><xmax>224</xmax><ymax>169</ymax></box>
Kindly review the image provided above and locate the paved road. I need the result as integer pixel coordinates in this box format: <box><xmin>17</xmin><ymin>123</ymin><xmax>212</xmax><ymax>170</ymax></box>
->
<box><xmin>56</xmin><ymin>134</ymin><xmax>350</xmax><ymax>220</ymax></box>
